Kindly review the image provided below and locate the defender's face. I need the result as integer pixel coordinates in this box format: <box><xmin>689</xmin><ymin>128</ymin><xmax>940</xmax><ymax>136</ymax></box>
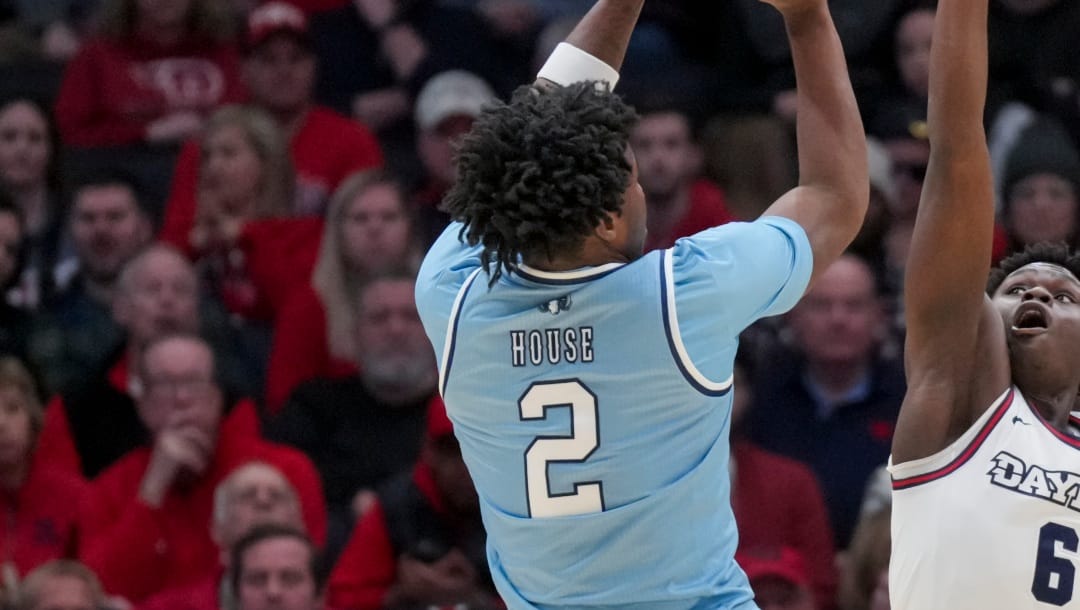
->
<box><xmin>992</xmin><ymin>263</ymin><xmax>1080</xmax><ymax>371</ymax></box>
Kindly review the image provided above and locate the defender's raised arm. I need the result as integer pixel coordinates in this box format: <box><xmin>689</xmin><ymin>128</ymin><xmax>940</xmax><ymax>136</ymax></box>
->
<box><xmin>893</xmin><ymin>0</ymin><xmax>999</xmax><ymax>463</ymax></box>
<box><xmin>760</xmin><ymin>0</ymin><xmax>868</xmax><ymax>283</ymax></box>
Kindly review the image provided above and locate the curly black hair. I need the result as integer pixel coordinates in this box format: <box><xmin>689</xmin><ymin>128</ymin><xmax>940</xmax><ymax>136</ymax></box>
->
<box><xmin>444</xmin><ymin>81</ymin><xmax>639</xmax><ymax>282</ymax></box>
<box><xmin>986</xmin><ymin>242</ymin><xmax>1080</xmax><ymax>294</ymax></box>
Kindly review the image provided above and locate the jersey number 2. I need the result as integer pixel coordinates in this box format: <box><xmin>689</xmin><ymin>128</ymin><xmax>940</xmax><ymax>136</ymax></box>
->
<box><xmin>519</xmin><ymin>380</ymin><xmax>604</xmax><ymax>518</ymax></box>
<box><xmin>1033</xmin><ymin>522</ymin><xmax>1078</xmax><ymax>606</ymax></box>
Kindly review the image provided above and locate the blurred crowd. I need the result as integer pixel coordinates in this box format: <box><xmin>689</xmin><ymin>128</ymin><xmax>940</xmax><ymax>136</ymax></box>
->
<box><xmin>0</xmin><ymin>0</ymin><xmax>1076</xmax><ymax>609</ymax></box>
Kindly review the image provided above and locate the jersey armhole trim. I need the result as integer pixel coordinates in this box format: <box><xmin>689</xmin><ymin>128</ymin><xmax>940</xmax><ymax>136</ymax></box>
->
<box><xmin>439</xmin><ymin>268</ymin><xmax>484</xmax><ymax>397</ymax></box>
<box><xmin>660</xmin><ymin>249</ymin><xmax>732</xmax><ymax>397</ymax></box>
<box><xmin>891</xmin><ymin>387</ymin><xmax>1015</xmax><ymax>491</ymax></box>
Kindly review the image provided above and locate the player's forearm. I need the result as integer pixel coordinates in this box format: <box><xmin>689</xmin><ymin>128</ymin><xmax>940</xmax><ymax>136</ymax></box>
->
<box><xmin>927</xmin><ymin>0</ymin><xmax>989</xmax><ymax>154</ymax></box>
<box><xmin>786</xmin><ymin>4</ymin><xmax>867</xmax><ymax>213</ymax></box>
<box><xmin>563</xmin><ymin>0</ymin><xmax>644</xmax><ymax>74</ymax></box>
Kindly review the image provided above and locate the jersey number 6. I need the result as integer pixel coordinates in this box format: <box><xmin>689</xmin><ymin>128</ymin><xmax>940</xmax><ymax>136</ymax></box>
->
<box><xmin>519</xmin><ymin>380</ymin><xmax>604</xmax><ymax>518</ymax></box>
<box><xmin>1033</xmin><ymin>521</ymin><xmax>1078</xmax><ymax>606</ymax></box>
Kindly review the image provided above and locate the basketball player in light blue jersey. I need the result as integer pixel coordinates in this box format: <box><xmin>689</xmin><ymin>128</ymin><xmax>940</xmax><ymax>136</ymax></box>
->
<box><xmin>415</xmin><ymin>0</ymin><xmax>868</xmax><ymax>607</ymax></box>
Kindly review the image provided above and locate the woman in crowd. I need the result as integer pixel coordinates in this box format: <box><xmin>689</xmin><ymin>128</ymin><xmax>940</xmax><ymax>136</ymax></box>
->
<box><xmin>54</xmin><ymin>0</ymin><xmax>244</xmax><ymax>147</ymax></box>
<box><xmin>0</xmin><ymin>99</ymin><xmax>71</xmax><ymax>309</ymax></box>
<box><xmin>0</xmin><ymin>357</ymin><xmax>86</xmax><ymax>586</ymax></box>
<box><xmin>191</xmin><ymin>105</ymin><xmax>322</xmax><ymax>327</ymax></box>
<box><xmin>264</xmin><ymin>170</ymin><xmax>421</xmax><ymax>413</ymax></box>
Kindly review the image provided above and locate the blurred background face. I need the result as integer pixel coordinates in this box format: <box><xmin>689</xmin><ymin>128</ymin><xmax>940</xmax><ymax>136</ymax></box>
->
<box><xmin>418</xmin><ymin>115</ymin><xmax>475</xmax><ymax>188</ymax></box>
<box><xmin>630</xmin><ymin>112</ymin><xmax>698</xmax><ymax>203</ymax></box>
<box><xmin>895</xmin><ymin>9</ymin><xmax>933</xmax><ymax>99</ymax></box>
<box><xmin>237</xmin><ymin>537</ymin><xmax>320</xmax><ymax>610</ymax></box>
<box><xmin>788</xmin><ymin>257</ymin><xmax>883</xmax><ymax>368</ymax></box>
<box><xmin>244</xmin><ymin>36</ymin><xmax>316</xmax><ymax>114</ymax></box>
<box><xmin>135</xmin><ymin>0</ymin><xmax>194</xmax><ymax>29</ymax></box>
<box><xmin>71</xmin><ymin>185</ymin><xmax>150</xmax><ymax>284</ymax></box>
<box><xmin>0</xmin><ymin>385</ymin><xmax>33</xmax><ymax>470</ymax></box>
<box><xmin>25</xmin><ymin>575</ymin><xmax>98</xmax><ymax>610</ymax></box>
<box><xmin>884</xmin><ymin>139</ymin><xmax>930</xmax><ymax>220</ymax></box>
<box><xmin>116</xmin><ymin>249</ymin><xmax>199</xmax><ymax>347</ymax></box>
<box><xmin>355</xmin><ymin>279</ymin><xmax>436</xmax><ymax>400</ymax></box>
<box><xmin>0</xmin><ymin>101</ymin><xmax>50</xmax><ymax>191</ymax></box>
<box><xmin>201</xmin><ymin>125</ymin><xmax>264</xmax><ymax>216</ymax></box>
<box><xmin>341</xmin><ymin>183</ymin><xmax>411</xmax><ymax>273</ymax></box>
<box><xmin>138</xmin><ymin>337</ymin><xmax>221</xmax><ymax>438</ymax></box>
<box><xmin>0</xmin><ymin>211</ymin><xmax>21</xmax><ymax>287</ymax></box>
<box><xmin>216</xmin><ymin>464</ymin><xmax>303</xmax><ymax>550</ymax></box>
<box><xmin>1007</xmin><ymin>173</ymin><xmax>1079</xmax><ymax>246</ymax></box>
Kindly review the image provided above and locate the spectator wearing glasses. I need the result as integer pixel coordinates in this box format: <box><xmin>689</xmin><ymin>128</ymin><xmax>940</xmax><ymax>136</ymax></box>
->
<box><xmin>78</xmin><ymin>333</ymin><xmax>326</xmax><ymax>604</ymax></box>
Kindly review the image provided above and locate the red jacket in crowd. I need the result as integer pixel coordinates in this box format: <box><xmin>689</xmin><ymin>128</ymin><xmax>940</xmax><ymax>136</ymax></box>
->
<box><xmin>209</xmin><ymin>217</ymin><xmax>326</xmax><ymax>322</ymax></box>
<box><xmin>265</xmin><ymin>284</ymin><xmax>358</xmax><ymax>413</ymax></box>
<box><xmin>159</xmin><ymin>106</ymin><xmax>383</xmax><ymax>249</ymax></box>
<box><xmin>328</xmin><ymin>463</ymin><xmax>446</xmax><ymax>610</ymax></box>
<box><xmin>137</xmin><ymin>575</ymin><xmax>218</xmax><ymax>610</ymax></box>
<box><xmin>644</xmin><ymin>179</ymin><xmax>736</xmax><ymax>252</ymax></box>
<box><xmin>731</xmin><ymin>440</ymin><xmax>838</xmax><ymax>610</ymax></box>
<box><xmin>0</xmin><ymin>454</ymin><xmax>87</xmax><ymax>577</ymax></box>
<box><xmin>55</xmin><ymin>35</ymin><xmax>245</xmax><ymax>147</ymax></box>
<box><xmin>36</xmin><ymin>355</ymin><xmax>261</xmax><ymax>480</ymax></box>
<box><xmin>78</xmin><ymin>412</ymin><xmax>327</xmax><ymax>603</ymax></box>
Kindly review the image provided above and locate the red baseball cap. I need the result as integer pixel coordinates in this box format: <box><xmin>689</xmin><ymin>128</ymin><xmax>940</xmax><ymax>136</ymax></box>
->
<box><xmin>737</xmin><ymin>547</ymin><xmax>811</xmax><ymax>587</ymax></box>
<box><xmin>246</xmin><ymin>2</ymin><xmax>311</xmax><ymax>51</ymax></box>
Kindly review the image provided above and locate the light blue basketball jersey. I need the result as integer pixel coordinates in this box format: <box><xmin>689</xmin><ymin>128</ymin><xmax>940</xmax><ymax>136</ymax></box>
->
<box><xmin>416</xmin><ymin>217</ymin><xmax>813</xmax><ymax>610</ymax></box>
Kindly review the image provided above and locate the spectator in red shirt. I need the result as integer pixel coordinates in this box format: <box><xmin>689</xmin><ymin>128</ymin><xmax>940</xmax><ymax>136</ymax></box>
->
<box><xmin>15</xmin><ymin>560</ymin><xmax>108</xmax><ymax>610</ymax></box>
<box><xmin>738</xmin><ymin>547</ymin><xmax>818</xmax><ymax>610</ymax></box>
<box><xmin>629</xmin><ymin>107</ymin><xmax>735</xmax><ymax>251</ymax></box>
<box><xmin>159</xmin><ymin>1</ymin><xmax>383</xmax><ymax>245</ymax></box>
<box><xmin>265</xmin><ymin>170</ymin><xmax>422</xmax><ymax>412</ymax></box>
<box><xmin>730</xmin><ymin>346</ymin><xmax>837</xmax><ymax>610</ymax></box>
<box><xmin>190</xmin><ymin>105</ymin><xmax>321</xmax><ymax>323</ymax></box>
<box><xmin>328</xmin><ymin>398</ymin><xmax>499</xmax><ymax>610</ymax></box>
<box><xmin>54</xmin><ymin>0</ymin><xmax>244</xmax><ymax>147</ymax></box>
<box><xmin>0</xmin><ymin>358</ymin><xmax>86</xmax><ymax>583</ymax></box>
<box><xmin>138</xmin><ymin>461</ymin><xmax>307</xmax><ymax>610</ymax></box>
<box><xmin>79</xmin><ymin>333</ymin><xmax>326</xmax><ymax>604</ymax></box>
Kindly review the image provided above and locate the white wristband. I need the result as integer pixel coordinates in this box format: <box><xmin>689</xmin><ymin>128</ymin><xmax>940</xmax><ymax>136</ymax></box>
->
<box><xmin>537</xmin><ymin>43</ymin><xmax>621</xmax><ymax>89</ymax></box>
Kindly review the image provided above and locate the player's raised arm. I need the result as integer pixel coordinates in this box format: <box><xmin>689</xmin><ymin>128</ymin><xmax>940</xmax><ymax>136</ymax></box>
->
<box><xmin>760</xmin><ymin>0</ymin><xmax>868</xmax><ymax>284</ymax></box>
<box><xmin>892</xmin><ymin>0</ymin><xmax>1002</xmax><ymax>463</ymax></box>
<box><xmin>535</xmin><ymin>0</ymin><xmax>645</xmax><ymax>88</ymax></box>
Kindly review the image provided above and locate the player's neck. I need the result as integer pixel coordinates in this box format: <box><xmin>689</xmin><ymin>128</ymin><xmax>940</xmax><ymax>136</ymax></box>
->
<box><xmin>1019</xmin><ymin>385</ymin><xmax>1079</xmax><ymax>434</ymax></box>
<box><xmin>525</xmin><ymin>236</ymin><xmax>631</xmax><ymax>272</ymax></box>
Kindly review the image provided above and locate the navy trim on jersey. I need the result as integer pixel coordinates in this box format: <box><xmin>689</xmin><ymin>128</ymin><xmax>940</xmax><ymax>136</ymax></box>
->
<box><xmin>892</xmin><ymin>388</ymin><xmax>1015</xmax><ymax>490</ymax></box>
<box><xmin>439</xmin><ymin>268</ymin><xmax>483</xmax><ymax>397</ymax></box>
<box><xmin>659</xmin><ymin>250</ymin><xmax>732</xmax><ymax>397</ymax></box>
<box><xmin>516</xmin><ymin>262</ymin><xmax>625</xmax><ymax>285</ymax></box>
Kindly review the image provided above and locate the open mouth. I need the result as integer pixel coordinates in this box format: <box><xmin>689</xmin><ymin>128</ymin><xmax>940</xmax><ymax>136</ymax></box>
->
<box><xmin>1012</xmin><ymin>304</ymin><xmax>1050</xmax><ymax>334</ymax></box>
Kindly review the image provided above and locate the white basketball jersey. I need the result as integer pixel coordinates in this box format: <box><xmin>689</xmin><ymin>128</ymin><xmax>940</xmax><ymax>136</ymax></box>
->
<box><xmin>890</xmin><ymin>387</ymin><xmax>1080</xmax><ymax>609</ymax></box>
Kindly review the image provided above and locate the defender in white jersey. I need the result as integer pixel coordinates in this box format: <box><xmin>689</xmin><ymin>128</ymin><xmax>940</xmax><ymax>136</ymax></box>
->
<box><xmin>416</xmin><ymin>0</ymin><xmax>868</xmax><ymax>607</ymax></box>
<box><xmin>890</xmin><ymin>0</ymin><xmax>1080</xmax><ymax>607</ymax></box>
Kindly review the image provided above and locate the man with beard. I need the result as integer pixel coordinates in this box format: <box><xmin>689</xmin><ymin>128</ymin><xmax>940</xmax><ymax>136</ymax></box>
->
<box><xmin>29</xmin><ymin>171</ymin><xmax>152</xmax><ymax>396</ymax></box>
<box><xmin>628</xmin><ymin>107</ymin><xmax>736</xmax><ymax>251</ymax></box>
<box><xmin>267</xmin><ymin>271</ymin><xmax>439</xmax><ymax>560</ymax></box>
